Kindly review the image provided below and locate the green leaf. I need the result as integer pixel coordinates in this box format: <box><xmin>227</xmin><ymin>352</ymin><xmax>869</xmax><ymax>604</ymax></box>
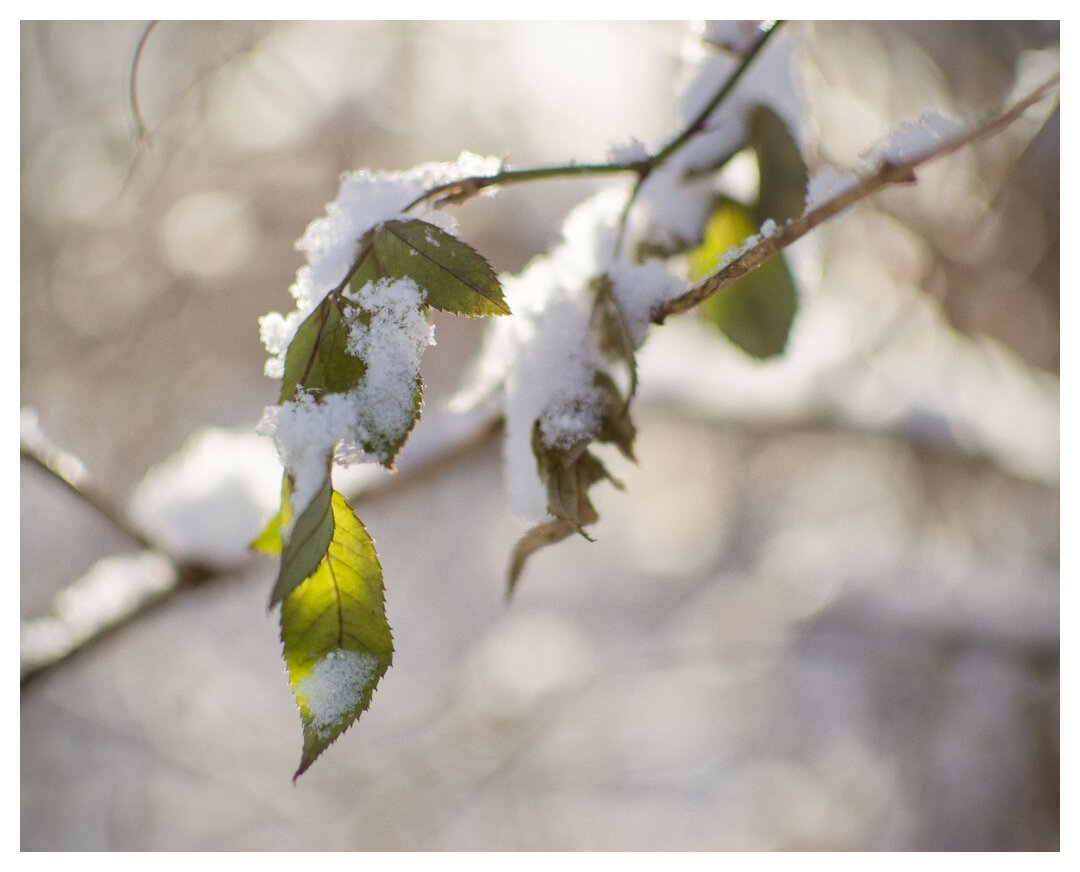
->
<box><xmin>271</xmin><ymin>473</ymin><xmax>335</xmax><ymax>606</ymax></box>
<box><xmin>280</xmin><ymin>489</ymin><xmax>392</xmax><ymax>780</ymax></box>
<box><xmin>749</xmin><ymin>104</ymin><xmax>808</xmax><ymax>226</ymax></box>
<box><xmin>688</xmin><ymin>198</ymin><xmax>798</xmax><ymax>359</ymax></box>
<box><xmin>368</xmin><ymin>220</ymin><xmax>509</xmax><ymax>317</ymax></box>
<box><xmin>279</xmin><ymin>296</ymin><xmax>366</xmax><ymax>404</ymax></box>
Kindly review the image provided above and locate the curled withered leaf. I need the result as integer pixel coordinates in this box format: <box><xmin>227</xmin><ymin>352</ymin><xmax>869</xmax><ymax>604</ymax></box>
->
<box><xmin>590</xmin><ymin>276</ymin><xmax>639</xmax><ymax>401</ymax></box>
<box><xmin>510</xmin><ymin>424</ymin><xmax>627</xmax><ymax>596</ymax></box>
<box><xmin>593</xmin><ymin>371</ymin><xmax>636</xmax><ymax>461</ymax></box>
<box><xmin>507</xmin><ymin>518</ymin><xmax>581</xmax><ymax>600</ymax></box>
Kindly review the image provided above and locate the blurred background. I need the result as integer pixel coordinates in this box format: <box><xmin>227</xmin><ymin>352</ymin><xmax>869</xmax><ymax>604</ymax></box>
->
<box><xmin>21</xmin><ymin>21</ymin><xmax>1059</xmax><ymax>850</ymax></box>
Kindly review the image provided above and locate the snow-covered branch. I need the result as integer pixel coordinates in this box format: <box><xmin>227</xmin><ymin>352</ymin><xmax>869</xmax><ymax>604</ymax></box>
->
<box><xmin>654</xmin><ymin>73</ymin><xmax>1060</xmax><ymax>323</ymax></box>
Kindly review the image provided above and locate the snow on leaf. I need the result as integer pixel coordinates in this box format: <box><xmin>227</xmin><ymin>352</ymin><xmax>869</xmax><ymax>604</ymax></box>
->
<box><xmin>280</xmin><ymin>489</ymin><xmax>392</xmax><ymax>780</ymax></box>
<box><xmin>261</xmin><ymin>276</ymin><xmax>431</xmax><ymax>515</ymax></box>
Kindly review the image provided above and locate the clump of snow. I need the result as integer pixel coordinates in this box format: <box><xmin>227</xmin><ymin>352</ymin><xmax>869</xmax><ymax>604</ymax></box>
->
<box><xmin>608</xmin><ymin>260</ymin><xmax>685</xmax><ymax>347</ymax></box>
<box><xmin>1009</xmin><ymin>46</ymin><xmax>1059</xmax><ymax>107</ymax></box>
<box><xmin>296</xmin><ymin>152</ymin><xmax>500</xmax><ymax>311</ymax></box>
<box><xmin>258</xmin><ymin>392</ymin><xmax>353</xmax><ymax>516</ymax></box>
<box><xmin>454</xmin><ymin>191</ymin><xmax>689</xmax><ymax>518</ymax></box>
<box><xmin>538</xmin><ymin>390</ymin><xmax>603</xmax><ymax>451</ymax></box>
<box><xmin>22</xmin><ymin>550</ymin><xmax>178</xmax><ymax>674</ymax></box>
<box><xmin>130</xmin><ymin>427</ymin><xmax>283</xmax><ymax>565</ymax></box>
<box><xmin>502</xmin><ymin>261</ymin><xmax>604</xmax><ymax>516</ymax></box>
<box><xmin>804</xmin><ymin>111</ymin><xmax>963</xmax><ymax>214</ymax></box>
<box><xmin>715</xmin><ymin>148</ymin><xmax>760</xmax><ymax>205</ymax></box>
<box><xmin>607</xmin><ymin>137</ymin><xmax>649</xmax><ymax>164</ymax></box>
<box><xmin>260</xmin><ymin>152</ymin><xmax>500</xmax><ymax>380</ymax></box>
<box><xmin>635</xmin><ymin>164</ymin><xmax>717</xmax><ymax>251</ymax></box>
<box><xmin>339</xmin><ymin>277</ymin><xmax>434</xmax><ymax>460</ymax></box>
<box><xmin>296</xmin><ymin>648</ymin><xmax>380</xmax><ymax>737</ymax></box>
<box><xmin>259</xmin><ymin>278</ymin><xmax>432</xmax><ymax>515</ymax></box>
<box><xmin>496</xmin><ymin>192</ymin><xmax>625</xmax><ymax>517</ymax></box>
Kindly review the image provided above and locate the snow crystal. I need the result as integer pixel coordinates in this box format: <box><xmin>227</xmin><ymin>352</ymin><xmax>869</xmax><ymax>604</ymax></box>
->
<box><xmin>805</xmin><ymin>165</ymin><xmax>858</xmax><ymax>210</ymax></box>
<box><xmin>862</xmin><ymin>111</ymin><xmax>964</xmax><ymax>165</ymax></box>
<box><xmin>296</xmin><ymin>648</ymin><xmax>380</xmax><ymax>736</ymax></box>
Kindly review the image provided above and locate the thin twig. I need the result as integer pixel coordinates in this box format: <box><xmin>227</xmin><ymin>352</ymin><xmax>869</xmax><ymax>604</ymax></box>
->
<box><xmin>404</xmin><ymin>22</ymin><xmax>785</xmax><ymax>223</ymax></box>
<box><xmin>653</xmin><ymin>72</ymin><xmax>1060</xmax><ymax>323</ymax></box>
<box><xmin>613</xmin><ymin>20</ymin><xmax>783</xmax><ymax>259</ymax></box>
<box><xmin>129</xmin><ymin>21</ymin><xmax>158</xmax><ymax>144</ymax></box>
<box><xmin>650</xmin><ymin>20</ymin><xmax>783</xmax><ymax>168</ymax></box>
<box><xmin>402</xmin><ymin>161</ymin><xmax>640</xmax><ymax>213</ymax></box>
<box><xmin>20</xmin><ymin>409</ymin><xmax>156</xmax><ymax>552</ymax></box>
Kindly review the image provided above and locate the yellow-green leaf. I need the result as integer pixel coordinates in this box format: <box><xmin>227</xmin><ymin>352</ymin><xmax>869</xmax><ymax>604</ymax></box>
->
<box><xmin>689</xmin><ymin>198</ymin><xmax>798</xmax><ymax>359</ymax></box>
<box><xmin>280</xmin><ymin>489</ymin><xmax>392</xmax><ymax>780</ymax></box>
<box><xmin>250</xmin><ymin>475</ymin><xmax>291</xmax><ymax>556</ymax></box>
